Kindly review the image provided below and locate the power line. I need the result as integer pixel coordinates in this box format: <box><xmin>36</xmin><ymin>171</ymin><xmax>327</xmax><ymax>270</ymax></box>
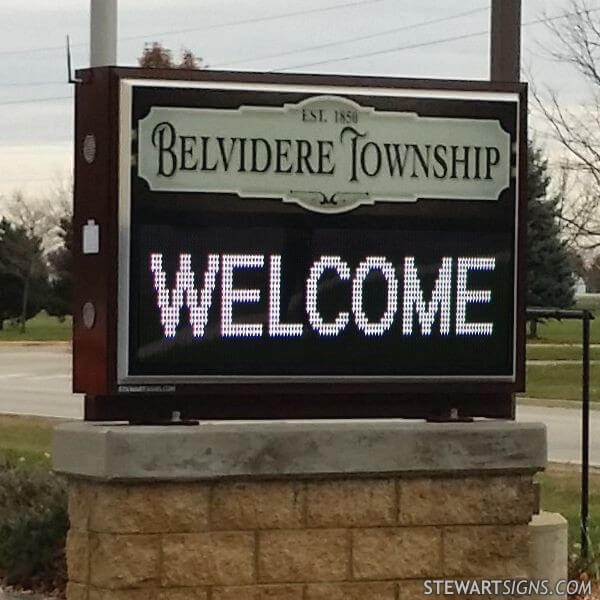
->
<box><xmin>121</xmin><ymin>0</ymin><xmax>386</xmax><ymax>43</ymax></box>
<box><xmin>278</xmin><ymin>31</ymin><xmax>489</xmax><ymax>71</ymax></box>
<box><xmin>0</xmin><ymin>96</ymin><xmax>71</xmax><ymax>107</ymax></box>
<box><xmin>4</xmin><ymin>4</ymin><xmax>600</xmax><ymax>107</ymax></box>
<box><xmin>0</xmin><ymin>43</ymin><xmax>72</xmax><ymax>58</ymax></box>
<box><xmin>1</xmin><ymin>177</ymin><xmax>58</xmax><ymax>183</ymax></box>
<box><xmin>277</xmin><ymin>6</ymin><xmax>600</xmax><ymax>71</ymax></box>
<box><xmin>214</xmin><ymin>5</ymin><xmax>488</xmax><ymax>68</ymax></box>
<box><xmin>0</xmin><ymin>0</ymin><xmax>386</xmax><ymax>58</ymax></box>
<box><xmin>0</xmin><ymin>4</ymin><xmax>481</xmax><ymax>89</ymax></box>
<box><xmin>0</xmin><ymin>81</ymin><xmax>65</xmax><ymax>88</ymax></box>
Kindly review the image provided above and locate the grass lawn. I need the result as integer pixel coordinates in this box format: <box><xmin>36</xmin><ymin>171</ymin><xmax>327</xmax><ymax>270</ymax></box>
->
<box><xmin>0</xmin><ymin>414</ymin><xmax>56</xmax><ymax>467</ymax></box>
<box><xmin>524</xmin><ymin>363</ymin><xmax>600</xmax><ymax>402</ymax></box>
<box><xmin>538</xmin><ymin>465</ymin><xmax>600</xmax><ymax>575</ymax></box>
<box><xmin>531</xmin><ymin>318</ymin><xmax>600</xmax><ymax>345</ymax></box>
<box><xmin>527</xmin><ymin>295</ymin><xmax>600</xmax><ymax>345</ymax></box>
<box><xmin>0</xmin><ymin>311</ymin><xmax>71</xmax><ymax>342</ymax></box>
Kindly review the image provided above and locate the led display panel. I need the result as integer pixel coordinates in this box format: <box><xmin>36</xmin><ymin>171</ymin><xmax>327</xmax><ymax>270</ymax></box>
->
<box><xmin>115</xmin><ymin>78</ymin><xmax>523</xmax><ymax>388</ymax></box>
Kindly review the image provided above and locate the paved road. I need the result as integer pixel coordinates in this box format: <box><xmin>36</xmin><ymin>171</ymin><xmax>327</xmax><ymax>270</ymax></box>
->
<box><xmin>517</xmin><ymin>404</ymin><xmax>599</xmax><ymax>466</ymax></box>
<box><xmin>0</xmin><ymin>346</ymin><xmax>597</xmax><ymax>464</ymax></box>
<box><xmin>0</xmin><ymin>345</ymin><xmax>82</xmax><ymax>419</ymax></box>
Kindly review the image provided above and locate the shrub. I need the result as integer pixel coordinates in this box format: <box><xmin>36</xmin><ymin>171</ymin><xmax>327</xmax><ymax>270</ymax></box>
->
<box><xmin>569</xmin><ymin>532</ymin><xmax>600</xmax><ymax>581</ymax></box>
<box><xmin>0</xmin><ymin>459</ymin><xmax>68</xmax><ymax>594</ymax></box>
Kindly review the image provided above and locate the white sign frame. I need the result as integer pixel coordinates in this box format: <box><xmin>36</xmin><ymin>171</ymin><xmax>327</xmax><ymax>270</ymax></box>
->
<box><xmin>117</xmin><ymin>78</ymin><xmax>521</xmax><ymax>386</ymax></box>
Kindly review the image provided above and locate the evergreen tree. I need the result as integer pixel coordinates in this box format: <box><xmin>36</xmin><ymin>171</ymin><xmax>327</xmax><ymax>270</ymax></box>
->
<box><xmin>0</xmin><ymin>271</ymin><xmax>24</xmax><ymax>330</ymax></box>
<box><xmin>0</xmin><ymin>217</ymin><xmax>48</xmax><ymax>331</ymax></box>
<box><xmin>45</xmin><ymin>216</ymin><xmax>73</xmax><ymax>319</ymax></box>
<box><xmin>526</xmin><ymin>142</ymin><xmax>575</xmax><ymax>336</ymax></box>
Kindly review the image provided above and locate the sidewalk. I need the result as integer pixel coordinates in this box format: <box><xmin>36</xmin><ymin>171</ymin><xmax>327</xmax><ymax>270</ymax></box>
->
<box><xmin>518</xmin><ymin>396</ymin><xmax>599</xmax><ymax>409</ymax></box>
<box><xmin>526</xmin><ymin>359</ymin><xmax>600</xmax><ymax>365</ymax></box>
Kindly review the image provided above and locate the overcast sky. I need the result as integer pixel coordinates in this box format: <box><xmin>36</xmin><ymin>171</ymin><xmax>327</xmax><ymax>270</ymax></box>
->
<box><xmin>0</xmin><ymin>0</ymin><xmax>590</xmax><ymax>201</ymax></box>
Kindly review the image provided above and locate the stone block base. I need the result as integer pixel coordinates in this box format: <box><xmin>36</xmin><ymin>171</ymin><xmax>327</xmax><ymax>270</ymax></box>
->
<box><xmin>65</xmin><ymin>473</ymin><xmax>538</xmax><ymax>598</ymax></box>
<box><xmin>54</xmin><ymin>421</ymin><xmax>546</xmax><ymax>600</ymax></box>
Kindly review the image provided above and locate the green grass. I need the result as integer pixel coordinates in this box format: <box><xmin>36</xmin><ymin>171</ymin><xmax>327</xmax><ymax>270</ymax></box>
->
<box><xmin>0</xmin><ymin>311</ymin><xmax>71</xmax><ymax>342</ymax></box>
<box><xmin>523</xmin><ymin>363</ymin><xmax>600</xmax><ymax>402</ymax></box>
<box><xmin>538</xmin><ymin>466</ymin><xmax>600</xmax><ymax>576</ymax></box>
<box><xmin>0</xmin><ymin>415</ymin><xmax>56</xmax><ymax>468</ymax></box>
<box><xmin>527</xmin><ymin>295</ymin><xmax>600</xmax><ymax>345</ymax></box>
<box><xmin>531</xmin><ymin>318</ymin><xmax>600</xmax><ymax>345</ymax></box>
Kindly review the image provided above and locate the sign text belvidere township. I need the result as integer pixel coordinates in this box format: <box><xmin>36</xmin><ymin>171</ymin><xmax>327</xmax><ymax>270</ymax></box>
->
<box><xmin>138</xmin><ymin>95</ymin><xmax>510</xmax><ymax>212</ymax></box>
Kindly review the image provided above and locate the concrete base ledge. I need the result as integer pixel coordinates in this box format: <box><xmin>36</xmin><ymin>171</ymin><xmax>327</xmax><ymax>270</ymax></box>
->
<box><xmin>53</xmin><ymin>420</ymin><xmax>547</xmax><ymax>481</ymax></box>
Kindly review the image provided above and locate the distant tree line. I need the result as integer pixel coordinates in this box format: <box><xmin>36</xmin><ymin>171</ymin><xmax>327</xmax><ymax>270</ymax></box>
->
<box><xmin>0</xmin><ymin>42</ymin><xmax>202</xmax><ymax>333</ymax></box>
<box><xmin>0</xmin><ymin>43</ymin><xmax>582</xmax><ymax>335</ymax></box>
<box><xmin>0</xmin><ymin>189</ymin><xmax>72</xmax><ymax>331</ymax></box>
<box><xmin>138</xmin><ymin>42</ymin><xmax>205</xmax><ymax>69</ymax></box>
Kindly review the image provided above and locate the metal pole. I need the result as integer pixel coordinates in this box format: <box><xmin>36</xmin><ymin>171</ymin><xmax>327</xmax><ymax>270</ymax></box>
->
<box><xmin>490</xmin><ymin>0</ymin><xmax>522</xmax><ymax>82</ymax></box>
<box><xmin>90</xmin><ymin>0</ymin><xmax>118</xmax><ymax>67</ymax></box>
<box><xmin>581</xmin><ymin>312</ymin><xmax>591</xmax><ymax>559</ymax></box>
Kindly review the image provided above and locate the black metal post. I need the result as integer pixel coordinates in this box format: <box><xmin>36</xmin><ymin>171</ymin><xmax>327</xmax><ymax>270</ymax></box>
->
<box><xmin>581</xmin><ymin>311</ymin><xmax>591</xmax><ymax>559</ymax></box>
<box><xmin>526</xmin><ymin>307</ymin><xmax>595</xmax><ymax>561</ymax></box>
<box><xmin>490</xmin><ymin>0</ymin><xmax>522</xmax><ymax>82</ymax></box>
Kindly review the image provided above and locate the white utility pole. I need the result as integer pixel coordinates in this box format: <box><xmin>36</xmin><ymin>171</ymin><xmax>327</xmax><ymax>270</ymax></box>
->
<box><xmin>90</xmin><ymin>0</ymin><xmax>118</xmax><ymax>67</ymax></box>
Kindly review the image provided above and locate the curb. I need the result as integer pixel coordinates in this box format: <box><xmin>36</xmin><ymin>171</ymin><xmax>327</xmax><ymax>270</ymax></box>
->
<box><xmin>546</xmin><ymin>461</ymin><xmax>600</xmax><ymax>473</ymax></box>
<box><xmin>517</xmin><ymin>396</ymin><xmax>598</xmax><ymax>410</ymax></box>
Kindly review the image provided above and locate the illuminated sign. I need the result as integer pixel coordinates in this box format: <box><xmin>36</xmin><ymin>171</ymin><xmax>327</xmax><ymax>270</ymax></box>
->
<box><xmin>114</xmin><ymin>78</ymin><xmax>522</xmax><ymax>387</ymax></box>
<box><xmin>72</xmin><ymin>70</ymin><xmax>526</xmax><ymax>420</ymax></box>
<box><xmin>148</xmin><ymin>253</ymin><xmax>495</xmax><ymax>341</ymax></box>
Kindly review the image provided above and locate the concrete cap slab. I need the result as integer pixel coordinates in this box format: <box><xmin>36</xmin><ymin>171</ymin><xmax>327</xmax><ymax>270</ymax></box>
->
<box><xmin>52</xmin><ymin>420</ymin><xmax>547</xmax><ymax>481</ymax></box>
<box><xmin>530</xmin><ymin>511</ymin><xmax>568</xmax><ymax>528</ymax></box>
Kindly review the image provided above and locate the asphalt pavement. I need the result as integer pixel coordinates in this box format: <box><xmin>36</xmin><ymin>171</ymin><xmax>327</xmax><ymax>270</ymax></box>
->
<box><xmin>517</xmin><ymin>403</ymin><xmax>598</xmax><ymax>466</ymax></box>
<box><xmin>0</xmin><ymin>345</ymin><xmax>596</xmax><ymax>465</ymax></box>
<box><xmin>0</xmin><ymin>345</ymin><xmax>82</xmax><ymax>419</ymax></box>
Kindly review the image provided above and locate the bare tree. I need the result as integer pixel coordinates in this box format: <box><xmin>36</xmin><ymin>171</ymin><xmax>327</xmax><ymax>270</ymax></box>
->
<box><xmin>43</xmin><ymin>176</ymin><xmax>73</xmax><ymax>253</ymax></box>
<box><xmin>0</xmin><ymin>179</ymin><xmax>73</xmax><ymax>330</ymax></box>
<box><xmin>532</xmin><ymin>0</ymin><xmax>600</xmax><ymax>250</ymax></box>
<box><xmin>0</xmin><ymin>194</ymin><xmax>50</xmax><ymax>331</ymax></box>
<box><xmin>46</xmin><ymin>176</ymin><xmax>73</xmax><ymax>222</ymax></box>
<box><xmin>6</xmin><ymin>191</ymin><xmax>57</xmax><ymax>249</ymax></box>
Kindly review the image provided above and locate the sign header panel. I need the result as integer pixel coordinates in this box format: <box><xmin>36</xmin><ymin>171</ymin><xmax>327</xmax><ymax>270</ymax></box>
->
<box><xmin>137</xmin><ymin>95</ymin><xmax>511</xmax><ymax>213</ymax></box>
<box><xmin>116</xmin><ymin>78</ymin><xmax>522</xmax><ymax>391</ymax></box>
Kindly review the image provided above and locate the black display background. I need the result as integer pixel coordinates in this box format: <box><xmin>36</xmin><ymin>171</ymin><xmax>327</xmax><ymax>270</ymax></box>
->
<box><xmin>127</xmin><ymin>86</ymin><xmax>518</xmax><ymax>380</ymax></box>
